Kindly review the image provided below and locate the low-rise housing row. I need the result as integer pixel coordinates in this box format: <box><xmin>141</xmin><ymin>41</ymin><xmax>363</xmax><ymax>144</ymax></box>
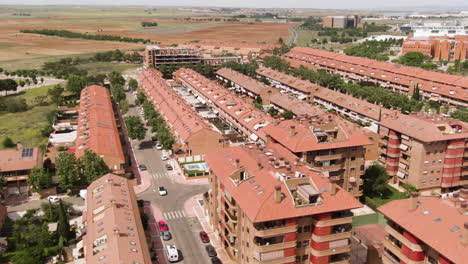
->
<box><xmin>139</xmin><ymin>68</ymin><xmax>224</xmax><ymax>156</ymax></box>
<box><xmin>80</xmin><ymin>173</ymin><xmax>151</xmax><ymax>263</ymax></box>
<box><xmin>75</xmin><ymin>85</ymin><xmax>125</xmax><ymax>173</ymax></box>
<box><xmin>378</xmin><ymin>191</ymin><xmax>468</xmax><ymax>264</ymax></box>
<box><xmin>216</xmin><ymin>67</ymin><xmax>279</xmax><ymax>104</ymax></box>
<box><xmin>204</xmin><ymin>142</ymin><xmax>362</xmax><ymax>264</ymax></box>
<box><xmin>255</xmin><ymin>66</ymin><xmax>317</xmax><ymax>100</ymax></box>
<box><xmin>174</xmin><ymin>68</ymin><xmax>371</xmax><ymax>197</ymax></box>
<box><xmin>284</xmin><ymin>47</ymin><xmax>468</xmax><ymax>107</ymax></box>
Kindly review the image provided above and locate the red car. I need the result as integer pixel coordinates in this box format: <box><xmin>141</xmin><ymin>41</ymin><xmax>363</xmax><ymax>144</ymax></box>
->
<box><xmin>158</xmin><ymin>221</ymin><xmax>169</xmax><ymax>231</ymax></box>
<box><xmin>199</xmin><ymin>231</ymin><xmax>210</xmax><ymax>243</ymax></box>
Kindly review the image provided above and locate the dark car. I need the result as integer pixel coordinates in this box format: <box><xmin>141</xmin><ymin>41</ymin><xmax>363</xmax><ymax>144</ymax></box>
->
<box><xmin>138</xmin><ymin>164</ymin><xmax>147</xmax><ymax>171</ymax></box>
<box><xmin>161</xmin><ymin>231</ymin><xmax>172</xmax><ymax>241</ymax></box>
<box><xmin>211</xmin><ymin>256</ymin><xmax>222</xmax><ymax>264</ymax></box>
<box><xmin>199</xmin><ymin>231</ymin><xmax>210</xmax><ymax>243</ymax></box>
<box><xmin>205</xmin><ymin>245</ymin><xmax>217</xmax><ymax>257</ymax></box>
<box><xmin>165</xmin><ymin>164</ymin><xmax>173</xmax><ymax>170</ymax></box>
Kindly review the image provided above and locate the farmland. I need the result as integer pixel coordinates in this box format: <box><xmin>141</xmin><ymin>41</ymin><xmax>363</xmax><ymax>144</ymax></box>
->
<box><xmin>0</xmin><ymin>6</ymin><xmax>294</xmax><ymax>68</ymax></box>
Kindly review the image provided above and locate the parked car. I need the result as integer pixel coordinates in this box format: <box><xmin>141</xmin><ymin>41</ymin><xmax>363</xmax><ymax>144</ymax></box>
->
<box><xmin>158</xmin><ymin>221</ymin><xmax>169</xmax><ymax>231</ymax></box>
<box><xmin>165</xmin><ymin>164</ymin><xmax>173</xmax><ymax>170</ymax></box>
<box><xmin>199</xmin><ymin>231</ymin><xmax>210</xmax><ymax>243</ymax></box>
<box><xmin>156</xmin><ymin>144</ymin><xmax>163</xmax><ymax>150</ymax></box>
<box><xmin>205</xmin><ymin>245</ymin><xmax>217</xmax><ymax>257</ymax></box>
<box><xmin>166</xmin><ymin>245</ymin><xmax>179</xmax><ymax>262</ymax></box>
<box><xmin>161</xmin><ymin>231</ymin><xmax>172</xmax><ymax>241</ymax></box>
<box><xmin>158</xmin><ymin>186</ymin><xmax>167</xmax><ymax>196</ymax></box>
<box><xmin>138</xmin><ymin>164</ymin><xmax>147</xmax><ymax>171</ymax></box>
<box><xmin>211</xmin><ymin>256</ymin><xmax>222</xmax><ymax>264</ymax></box>
<box><xmin>161</xmin><ymin>155</ymin><xmax>169</xmax><ymax>161</ymax></box>
<box><xmin>48</xmin><ymin>196</ymin><xmax>60</xmax><ymax>203</ymax></box>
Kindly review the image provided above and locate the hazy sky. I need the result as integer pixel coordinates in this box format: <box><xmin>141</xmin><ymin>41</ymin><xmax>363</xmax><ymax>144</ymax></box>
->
<box><xmin>0</xmin><ymin>0</ymin><xmax>467</xmax><ymax>10</ymax></box>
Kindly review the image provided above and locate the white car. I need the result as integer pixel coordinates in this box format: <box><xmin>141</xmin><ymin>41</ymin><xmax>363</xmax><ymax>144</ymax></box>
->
<box><xmin>158</xmin><ymin>187</ymin><xmax>168</xmax><ymax>196</ymax></box>
<box><xmin>166</xmin><ymin>245</ymin><xmax>179</xmax><ymax>262</ymax></box>
<box><xmin>48</xmin><ymin>196</ymin><xmax>60</xmax><ymax>203</ymax></box>
<box><xmin>156</xmin><ymin>144</ymin><xmax>163</xmax><ymax>150</ymax></box>
<box><xmin>161</xmin><ymin>155</ymin><xmax>169</xmax><ymax>161</ymax></box>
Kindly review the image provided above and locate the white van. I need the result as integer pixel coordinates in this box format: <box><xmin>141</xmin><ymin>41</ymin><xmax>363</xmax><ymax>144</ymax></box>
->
<box><xmin>166</xmin><ymin>245</ymin><xmax>179</xmax><ymax>262</ymax></box>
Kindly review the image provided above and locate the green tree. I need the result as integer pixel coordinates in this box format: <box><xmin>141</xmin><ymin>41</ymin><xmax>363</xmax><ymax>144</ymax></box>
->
<box><xmin>135</xmin><ymin>91</ymin><xmax>147</xmax><ymax>105</ymax></box>
<box><xmin>47</xmin><ymin>84</ymin><xmax>64</xmax><ymax>103</ymax></box>
<box><xmin>66</xmin><ymin>74</ymin><xmax>87</xmax><ymax>94</ymax></box>
<box><xmin>119</xmin><ymin>99</ymin><xmax>129</xmax><ymax>114</ymax></box>
<box><xmin>110</xmin><ymin>83</ymin><xmax>126</xmax><ymax>102</ymax></box>
<box><xmin>412</xmin><ymin>87</ymin><xmax>420</xmax><ymax>101</ymax></box>
<box><xmin>281</xmin><ymin>110</ymin><xmax>294</xmax><ymax>120</ymax></box>
<box><xmin>124</xmin><ymin>116</ymin><xmax>147</xmax><ymax>140</ymax></box>
<box><xmin>362</xmin><ymin>164</ymin><xmax>390</xmax><ymax>198</ymax></box>
<box><xmin>2</xmin><ymin>136</ymin><xmax>15</xmax><ymax>148</ymax></box>
<box><xmin>78</xmin><ymin>150</ymin><xmax>110</xmax><ymax>184</ymax></box>
<box><xmin>55</xmin><ymin>152</ymin><xmax>80</xmax><ymax>191</ymax></box>
<box><xmin>128</xmin><ymin>78</ymin><xmax>138</xmax><ymax>91</ymax></box>
<box><xmin>108</xmin><ymin>71</ymin><xmax>125</xmax><ymax>87</ymax></box>
<box><xmin>27</xmin><ymin>167</ymin><xmax>52</xmax><ymax>192</ymax></box>
<box><xmin>57</xmin><ymin>200</ymin><xmax>72</xmax><ymax>241</ymax></box>
<box><xmin>18</xmin><ymin>80</ymin><xmax>25</xmax><ymax>87</ymax></box>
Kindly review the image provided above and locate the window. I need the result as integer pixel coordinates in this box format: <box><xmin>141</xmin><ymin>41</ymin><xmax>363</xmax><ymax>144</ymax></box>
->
<box><xmin>302</xmin><ymin>255</ymin><xmax>308</xmax><ymax>261</ymax></box>
<box><xmin>428</xmin><ymin>256</ymin><xmax>437</xmax><ymax>264</ymax></box>
<box><xmin>296</xmin><ymin>241</ymin><xmax>302</xmax><ymax>248</ymax></box>
<box><xmin>303</xmin><ymin>240</ymin><xmax>310</xmax><ymax>247</ymax></box>
<box><xmin>297</xmin><ymin>226</ymin><xmax>303</xmax><ymax>233</ymax></box>
<box><xmin>303</xmin><ymin>225</ymin><xmax>311</xmax><ymax>232</ymax></box>
<box><xmin>295</xmin><ymin>256</ymin><xmax>301</xmax><ymax>262</ymax></box>
<box><xmin>351</xmin><ymin>157</ymin><xmax>355</xmax><ymax>161</ymax></box>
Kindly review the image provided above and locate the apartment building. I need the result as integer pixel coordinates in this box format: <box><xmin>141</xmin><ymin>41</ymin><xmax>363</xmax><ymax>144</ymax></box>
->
<box><xmin>216</xmin><ymin>67</ymin><xmax>279</xmax><ymax>104</ymax></box>
<box><xmin>378</xmin><ymin>191</ymin><xmax>468</xmax><ymax>264</ymax></box>
<box><xmin>401</xmin><ymin>20</ymin><xmax>468</xmax><ymax>37</ymax></box>
<box><xmin>377</xmin><ymin>112</ymin><xmax>468</xmax><ymax>194</ymax></box>
<box><xmin>402</xmin><ymin>35</ymin><xmax>468</xmax><ymax>62</ymax></box>
<box><xmin>0</xmin><ymin>146</ymin><xmax>42</xmax><ymax>198</ymax></box>
<box><xmin>174</xmin><ymin>68</ymin><xmax>274</xmax><ymax>142</ymax></box>
<box><xmin>194</xmin><ymin>41</ymin><xmax>281</xmax><ymax>61</ymax></box>
<box><xmin>270</xmin><ymin>93</ymin><xmax>325</xmax><ymax>117</ymax></box>
<box><xmin>263</xmin><ymin>119</ymin><xmax>372</xmax><ymax>197</ymax></box>
<box><xmin>256</xmin><ymin>66</ymin><xmax>317</xmax><ymax>100</ymax></box>
<box><xmin>143</xmin><ymin>45</ymin><xmax>202</xmax><ymax>67</ymax></box>
<box><xmin>202</xmin><ymin>56</ymin><xmax>242</xmax><ymax>67</ymax></box>
<box><xmin>75</xmin><ymin>85</ymin><xmax>125</xmax><ymax>174</ymax></box>
<box><xmin>204</xmin><ymin>142</ymin><xmax>362</xmax><ymax>264</ymax></box>
<box><xmin>81</xmin><ymin>173</ymin><xmax>151</xmax><ymax>263</ymax></box>
<box><xmin>139</xmin><ymin>68</ymin><xmax>224</xmax><ymax>155</ymax></box>
<box><xmin>323</xmin><ymin>16</ymin><xmax>361</xmax><ymax>29</ymax></box>
<box><xmin>283</xmin><ymin>47</ymin><xmax>468</xmax><ymax>107</ymax></box>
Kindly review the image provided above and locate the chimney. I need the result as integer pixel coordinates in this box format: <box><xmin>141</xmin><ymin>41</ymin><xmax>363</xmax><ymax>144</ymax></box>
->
<box><xmin>290</xmin><ymin>125</ymin><xmax>296</xmax><ymax>136</ymax></box>
<box><xmin>258</xmin><ymin>162</ymin><xmax>263</xmax><ymax>170</ymax></box>
<box><xmin>265</xmin><ymin>133</ymin><xmax>271</xmax><ymax>144</ymax></box>
<box><xmin>462</xmin><ymin>223</ymin><xmax>468</xmax><ymax>246</ymax></box>
<box><xmin>409</xmin><ymin>192</ymin><xmax>419</xmax><ymax>211</ymax></box>
<box><xmin>235</xmin><ymin>158</ymin><xmax>240</xmax><ymax>168</ymax></box>
<box><xmin>329</xmin><ymin>177</ymin><xmax>338</xmax><ymax>196</ymax></box>
<box><xmin>459</xmin><ymin>202</ymin><xmax>468</xmax><ymax>215</ymax></box>
<box><xmin>274</xmin><ymin>185</ymin><xmax>282</xmax><ymax>203</ymax></box>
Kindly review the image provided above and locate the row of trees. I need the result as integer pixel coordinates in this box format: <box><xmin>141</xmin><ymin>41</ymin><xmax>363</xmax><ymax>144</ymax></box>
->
<box><xmin>137</xmin><ymin>93</ymin><xmax>176</xmax><ymax>150</ymax></box>
<box><xmin>156</xmin><ymin>63</ymin><xmax>215</xmax><ymax>79</ymax></box>
<box><xmin>94</xmin><ymin>49</ymin><xmax>142</xmax><ymax>63</ymax></box>
<box><xmin>141</xmin><ymin>21</ymin><xmax>158</xmax><ymax>27</ymax></box>
<box><xmin>344</xmin><ymin>39</ymin><xmax>403</xmax><ymax>61</ymax></box>
<box><xmin>0</xmin><ymin>78</ymin><xmax>18</xmax><ymax>95</ymax></box>
<box><xmin>392</xmin><ymin>52</ymin><xmax>438</xmax><ymax>70</ymax></box>
<box><xmin>21</xmin><ymin>29</ymin><xmax>153</xmax><ymax>44</ymax></box>
<box><xmin>263</xmin><ymin>55</ymin><xmax>425</xmax><ymax>113</ymax></box>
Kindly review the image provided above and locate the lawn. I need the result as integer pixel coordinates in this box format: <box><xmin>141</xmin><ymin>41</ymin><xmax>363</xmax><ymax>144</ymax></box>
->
<box><xmin>0</xmin><ymin>52</ymin><xmax>97</xmax><ymax>71</ymax></box>
<box><xmin>76</xmin><ymin>62</ymin><xmax>140</xmax><ymax>75</ymax></box>
<box><xmin>295</xmin><ymin>29</ymin><xmax>357</xmax><ymax>51</ymax></box>
<box><xmin>365</xmin><ymin>184</ymin><xmax>409</xmax><ymax>209</ymax></box>
<box><xmin>352</xmin><ymin>212</ymin><xmax>387</xmax><ymax>227</ymax></box>
<box><xmin>0</xmin><ymin>85</ymin><xmax>57</xmax><ymax>149</ymax></box>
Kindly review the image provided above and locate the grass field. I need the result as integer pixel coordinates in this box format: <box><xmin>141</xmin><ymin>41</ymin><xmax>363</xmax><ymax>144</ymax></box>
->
<box><xmin>77</xmin><ymin>62</ymin><xmax>140</xmax><ymax>75</ymax></box>
<box><xmin>352</xmin><ymin>212</ymin><xmax>387</xmax><ymax>227</ymax></box>
<box><xmin>0</xmin><ymin>84</ymin><xmax>56</xmax><ymax>149</ymax></box>
<box><xmin>295</xmin><ymin>29</ymin><xmax>356</xmax><ymax>51</ymax></box>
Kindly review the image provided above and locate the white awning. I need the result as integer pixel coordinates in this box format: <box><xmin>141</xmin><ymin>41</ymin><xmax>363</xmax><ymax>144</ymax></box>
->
<box><xmin>197</xmin><ymin>97</ymin><xmax>207</xmax><ymax>104</ymax></box>
<box><xmin>397</xmin><ymin>171</ymin><xmax>406</xmax><ymax>179</ymax></box>
<box><xmin>249</xmin><ymin>133</ymin><xmax>259</xmax><ymax>142</ymax></box>
<box><xmin>399</xmin><ymin>144</ymin><xmax>409</xmax><ymax>151</ymax></box>
<box><xmin>398</xmin><ymin>163</ymin><xmax>407</xmax><ymax>169</ymax></box>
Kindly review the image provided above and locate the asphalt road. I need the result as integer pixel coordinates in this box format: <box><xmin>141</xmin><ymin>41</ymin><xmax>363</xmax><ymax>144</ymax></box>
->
<box><xmin>126</xmin><ymin>90</ymin><xmax>212</xmax><ymax>264</ymax></box>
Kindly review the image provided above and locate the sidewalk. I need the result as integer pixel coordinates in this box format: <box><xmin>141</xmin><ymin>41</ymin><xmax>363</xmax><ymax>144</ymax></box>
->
<box><xmin>143</xmin><ymin>201</ymin><xmax>167</xmax><ymax>264</ymax></box>
<box><xmin>165</xmin><ymin>157</ymin><xmax>208</xmax><ymax>186</ymax></box>
<box><xmin>134</xmin><ymin>170</ymin><xmax>152</xmax><ymax>194</ymax></box>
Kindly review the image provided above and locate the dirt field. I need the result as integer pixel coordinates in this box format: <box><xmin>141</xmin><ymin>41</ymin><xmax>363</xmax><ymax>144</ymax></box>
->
<box><xmin>0</xmin><ymin>6</ymin><xmax>295</xmax><ymax>69</ymax></box>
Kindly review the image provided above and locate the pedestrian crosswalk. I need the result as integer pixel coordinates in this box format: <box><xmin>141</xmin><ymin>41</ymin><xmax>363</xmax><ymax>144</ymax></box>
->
<box><xmin>163</xmin><ymin>210</ymin><xmax>186</xmax><ymax>220</ymax></box>
<box><xmin>152</xmin><ymin>172</ymin><xmax>166</xmax><ymax>180</ymax></box>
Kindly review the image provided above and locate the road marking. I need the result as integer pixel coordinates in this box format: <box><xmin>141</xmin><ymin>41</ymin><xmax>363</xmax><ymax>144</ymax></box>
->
<box><xmin>162</xmin><ymin>210</ymin><xmax>187</xmax><ymax>220</ymax></box>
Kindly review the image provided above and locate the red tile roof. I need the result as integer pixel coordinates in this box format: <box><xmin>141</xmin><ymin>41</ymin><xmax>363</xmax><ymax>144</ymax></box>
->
<box><xmin>139</xmin><ymin>69</ymin><xmax>220</xmax><ymax>143</ymax></box>
<box><xmin>285</xmin><ymin>47</ymin><xmax>468</xmax><ymax>102</ymax></box>
<box><xmin>0</xmin><ymin>147</ymin><xmax>41</xmax><ymax>172</ymax></box>
<box><xmin>83</xmin><ymin>174</ymin><xmax>151</xmax><ymax>264</ymax></box>
<box><xmin>216</xmin><ymin>67</ymin><xmax>276</xmax><ymax>96</ymax></box>
<box><xmin>205</xmin><ymin>143</ymin><xmax>362</xmax><ymax>223</ymax></box>
<box><xmin>379</xmin><ymin>196</ymin><xmax>468</xmax><ymax>264</ymax></box>
<box><xmin>75</xmin><ymin>85</ymin><xmax>125</xmax><ymax>166</ymax></box>
<box><xmin>256</xmin><ymin>66</ymin><xmax>316</xmax><ymax>94</ymax></box>
<box><xmin>270</xmin><ymin>93</ymin><xmax>324</xmax><ymax>117</ymax></box>
<box><xmin>263</xmin><ymin>119</ymin><xmax>373</xmax><ymax>153</ymax></box>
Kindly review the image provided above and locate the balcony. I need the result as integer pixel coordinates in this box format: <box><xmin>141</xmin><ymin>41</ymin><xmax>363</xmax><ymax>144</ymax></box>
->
<box><xmin>329</xmin><ymin>253</ymin><xmax>351</xmax><ymax>264</ymax></box>
<box><xmin>311</xmin><ymin>216</ymin><xmax>353</xmax><ymax>228</ymax></box>
<box><xmin>253</xmin><ymin>240</ymin><xmax>296</xmax><ymax>253</ymax></box>
<box><xmin>314</xmin><ymin>153</ymin><xmax>343</xmax><ymax>162</ymax></box>
<box><xmin>384</xmin><ymin>225</ymin><xmax>423</xmax><ymax>252</ymax></box>
<box><xmin>254</xmin><ymin>224</ymin><xmax>298</xmax><ymax>237</ymax></box>
<box><xmin>224</xmin><ymin>206</ymin><xmax>238</xmax><ymax>222</ymax></box>
<box><xmin>312</xmin><ymin>229</ymin><xmax>352</xmax><ymax>242</ymax></box>
<box><xmin>383</xmin><ymin>236</ymin><xmax>424</xmax><ymax>264</ymax></box>
<box><xmin>252</xmin><ymin>256</ymin><xmax>296</xmax><ymax>264</ymax></box>
<box><xmin>309</xmin><ymin>245</ymin><xmax>351</xmax><ymax>257</ymax></box>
